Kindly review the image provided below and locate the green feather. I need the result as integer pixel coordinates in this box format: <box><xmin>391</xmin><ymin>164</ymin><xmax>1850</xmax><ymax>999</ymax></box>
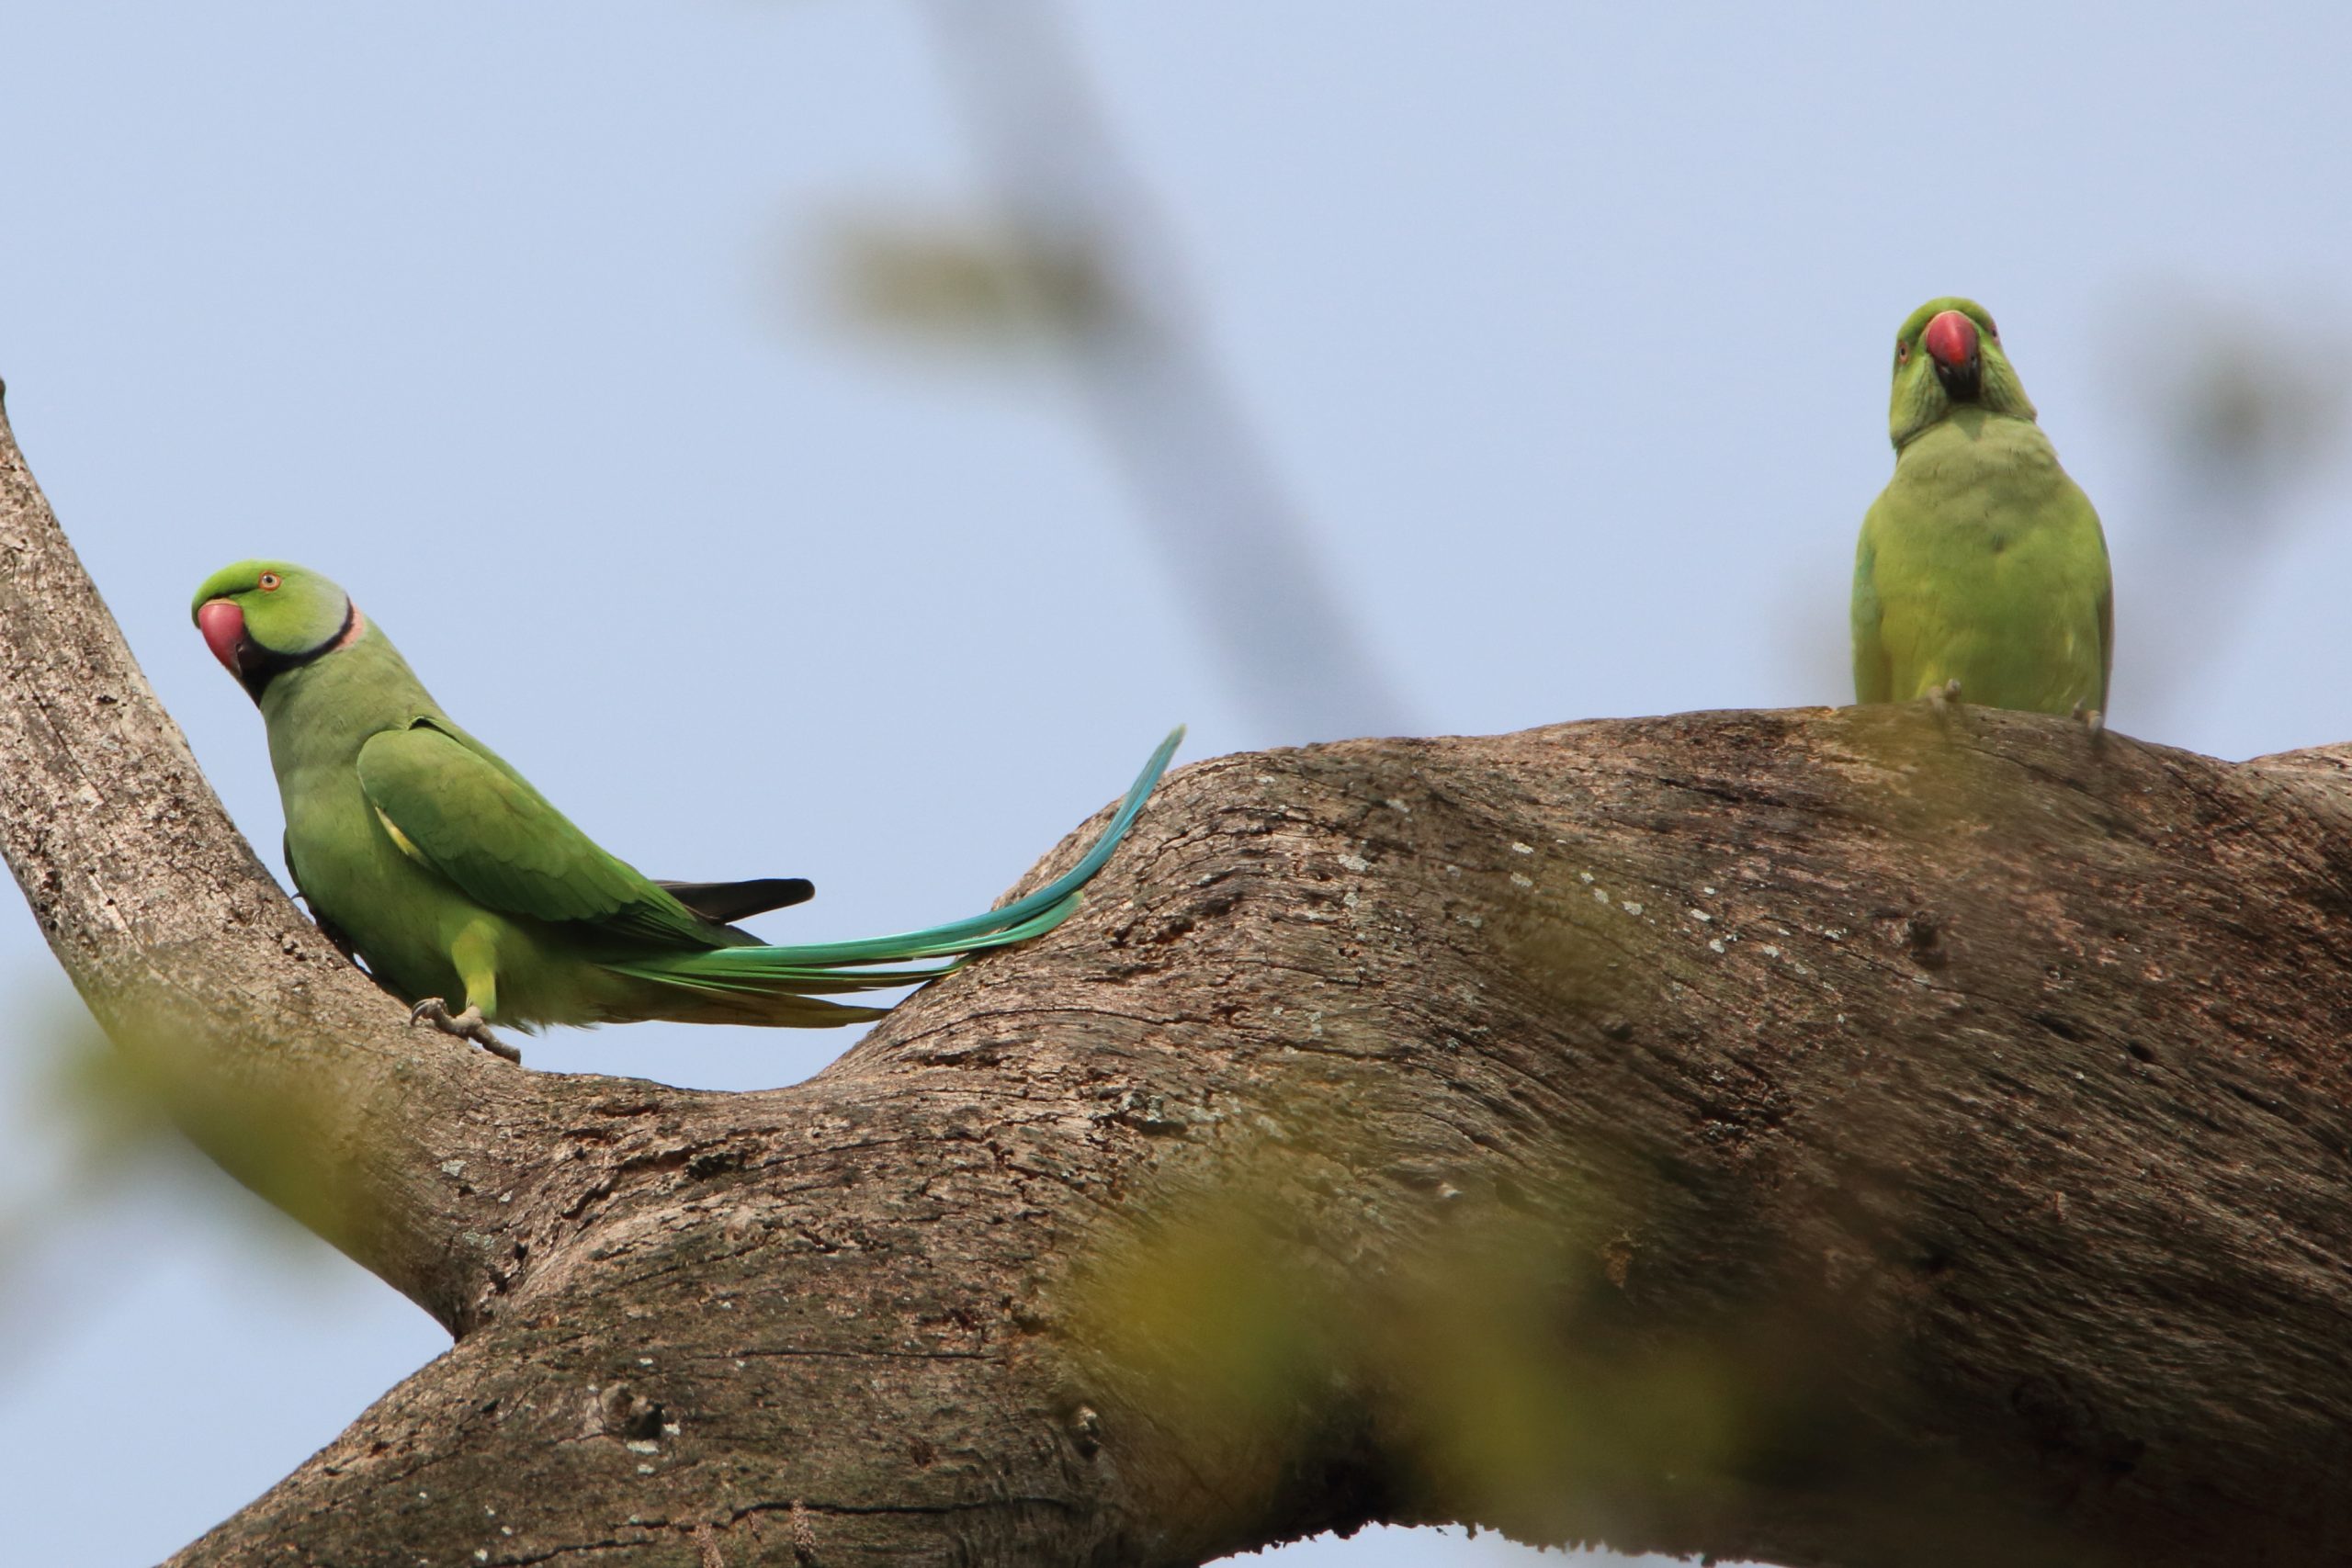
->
<box><xmin>607</xmin><ymin>726</ymin><xmax>1184</xmax><ymax>1003</ymax></box>
<box><xmin>1850</xmin><ymin>299</ymin><xmax>2113</xmax><ymax>716</ymax></box>
<box><xmin>191</xmin><ymin>560</ymin><xmax>1183</xmax><ymax>1035</ymax></box>
<box><xmin>356</xmin><ymin>720</ymin><xmax>726</xmax><ymax>950</ymax></box>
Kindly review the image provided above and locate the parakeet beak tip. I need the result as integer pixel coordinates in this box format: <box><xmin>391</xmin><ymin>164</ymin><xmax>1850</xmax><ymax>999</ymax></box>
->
<box><xmin>1923</xmin><ymin>310</ymin><xmax>1979</xmax><ymax>370</ymax></box>
<box><xmin>1923</xmin><ymin>310</ymin><xmax>1982</xmax><ymax>397</ymax></box>
<box><xmin>198</xmin><ymin>599</ymin><xmax>257</xmax><ymax>677</ymax></box>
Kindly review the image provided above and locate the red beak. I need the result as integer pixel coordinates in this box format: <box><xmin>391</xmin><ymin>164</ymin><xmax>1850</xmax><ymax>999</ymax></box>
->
<box><xmin>198</xmin><ymin>600</ymin><xmax>258</xmax><ymax>678</ymax></box>
<box><xmin>1922</xmin><ymin>309</ymin><xmax>1979</xmax><ymax>371</ymax></box>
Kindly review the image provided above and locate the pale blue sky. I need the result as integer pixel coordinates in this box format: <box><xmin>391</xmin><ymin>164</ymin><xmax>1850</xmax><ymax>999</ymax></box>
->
<box><xmin>3</xmin><ymin>5</ymin><xmax>2349</xmax><ymax>1562</ymax></box>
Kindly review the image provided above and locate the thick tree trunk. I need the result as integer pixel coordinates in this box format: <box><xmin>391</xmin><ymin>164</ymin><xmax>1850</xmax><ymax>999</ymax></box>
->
<box><xmin>5</xmin><ymin>393</ymin><xmax>2350</xmax><ymax>1568</ymax></box>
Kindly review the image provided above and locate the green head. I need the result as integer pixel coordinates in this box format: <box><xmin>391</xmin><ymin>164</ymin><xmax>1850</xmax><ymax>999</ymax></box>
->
<box><xmin>191</xmin><ymin>559</ymin><xmax>360</xmax><ymax>701</ymax></box>
<box><xmin>1886</xmin><ymin>297</ymin><xmax>2037</xmax><ymax>448</ymax></box>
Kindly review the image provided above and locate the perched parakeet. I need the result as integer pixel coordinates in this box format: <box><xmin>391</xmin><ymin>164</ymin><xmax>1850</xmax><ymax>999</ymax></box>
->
<box><xmin>1850</xmin><ymin>297</ymin><xmax>2112</xmax><ymax>719</ymax></box>
<box><xmin>192</xmin><ymin>560</ymin><xmax>1182</xmax><ymax>1060</ymax></box>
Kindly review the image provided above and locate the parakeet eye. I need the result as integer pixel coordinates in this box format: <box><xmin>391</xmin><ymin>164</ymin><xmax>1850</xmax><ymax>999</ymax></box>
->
<box><xmin>1983</xmin><ymin>317</ymin><xmax>1999</xmax><ymax>339</ymax></box>
<box><xmin>258</xmin><ymin>572</ymin><xmax>282</xmax><ymax>592</ymax></box>
<box><xmin>1896</xmin><ymin>341</ymin><xmax>1912</xmax><ymax>364</ymax></box>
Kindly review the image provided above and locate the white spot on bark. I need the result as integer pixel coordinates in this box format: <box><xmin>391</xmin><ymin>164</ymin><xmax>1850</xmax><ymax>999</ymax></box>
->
<box><xmin>1510</xmin><ymin>872</ymin><xmax>1534</xmax><ymax>889</ymax></box>
<box><xmin>1621</xmin><ymin>901</ymin><xmax>1645</xmax><ymax>917</ymax></box>
<box><xmin>439</xmin><ymin>1159</ymin><xmax>465</xmax><ymax>1178</ymax></box>
<box><xmin>1709</xmin><ymin>939</ymin><xmax>1726</xmax><ymax>953</ymax></box>
<box><xmin>1338</xmin><ymin>853</ymin><xmax>1370</xmax><ymax>873</ymax></box>
<box><xmin>1591</xmin><ymin>886</ymin><xmax>1610</xmax><ymax>904</ymax></box>
<box><xmin>1510</xmin><ymin>842</ymin><xmax>1534</xmax><ymax>855</ymax></box>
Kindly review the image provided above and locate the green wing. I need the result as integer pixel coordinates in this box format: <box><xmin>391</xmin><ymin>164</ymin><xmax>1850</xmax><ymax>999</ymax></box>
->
<box><xmin>2095</xmin><ymin>570</ymin><xmax>2114</xmax><ymax>715</ymax></box>
<box><xmin>1850</xmin><ymin>520</ymin><xmax>1891</xmax><ymax>704</ymax></box>
<box><xmin>356</xmin><ymin>719</ymin><xmax>723</xmax><ymax>949</ymax></box>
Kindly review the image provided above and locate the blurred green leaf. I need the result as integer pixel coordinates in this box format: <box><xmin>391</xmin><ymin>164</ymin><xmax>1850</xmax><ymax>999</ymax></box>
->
<box><xmin>820</xmin><ymin>207</ymin><xmax>1124</xmax><ymax>352</ymax></box>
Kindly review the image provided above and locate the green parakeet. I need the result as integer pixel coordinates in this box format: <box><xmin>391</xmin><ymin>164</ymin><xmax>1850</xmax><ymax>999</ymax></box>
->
<box><xmin>192</xmin><ymin>560</ymin><xmax>1182</xmax><ymax>1060</ymax></box>
<box><xmin>1850</xmin><ymin>298</ymin><xmax>2112</xmax><ymax>719</ymax></box>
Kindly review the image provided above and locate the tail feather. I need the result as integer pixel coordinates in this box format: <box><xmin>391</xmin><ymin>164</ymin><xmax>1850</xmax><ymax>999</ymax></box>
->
<box><xmin>604</xmin><ymin>726</ymin><xmax>1183</xmax><ymax>1024</ymax></box>
<box><xmin>656</xmin><ymin>876</ymin><xmax>816</xmax><ymax>923</ymax></box>
<box><xmin>605</xmin><ymin>981</ymin><xmax>892</xmax><ymax>1028</ymax></box>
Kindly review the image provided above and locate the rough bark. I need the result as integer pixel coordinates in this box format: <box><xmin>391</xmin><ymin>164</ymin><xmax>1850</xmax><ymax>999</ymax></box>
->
<box><xmin>5</xmin><ymin>389</ymin><xmax>2351</xmax><ymax>1568</ymax></box>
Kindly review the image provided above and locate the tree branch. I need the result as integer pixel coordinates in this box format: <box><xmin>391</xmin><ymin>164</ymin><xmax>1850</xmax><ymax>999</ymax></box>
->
<box><xmin>6</xmin><ymin>393</ymin><xmax>2350</xmax><ymax>1567</ymax></box>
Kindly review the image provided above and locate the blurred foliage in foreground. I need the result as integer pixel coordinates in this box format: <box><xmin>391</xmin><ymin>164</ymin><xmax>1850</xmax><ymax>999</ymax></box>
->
<box><xmin>1069</xmin><ymin>1106</ymin><xmax>2106</xmax><ymax>1568</ymax></box>
<box><xmin>0</xmin><ymin>987</ymin><xmax>346</xmax><ymax>1380</ymax></box>
<box><xmin>1069</xmin><ymin>1152</ymin><xmax>1783</xmax><ymax>1554</ymax></box>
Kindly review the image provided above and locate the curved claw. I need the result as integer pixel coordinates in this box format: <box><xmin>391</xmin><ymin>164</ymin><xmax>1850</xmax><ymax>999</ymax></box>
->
<box><xmin>408</xmin><ymin>997</ymin><xmax>522</xmax><ymax>1064</ymax></box>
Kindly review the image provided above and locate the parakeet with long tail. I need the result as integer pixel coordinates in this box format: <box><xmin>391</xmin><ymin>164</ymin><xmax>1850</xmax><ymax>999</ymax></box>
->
<box><xmin>1851</xmin><ymin>297</ymin><xmax>2112</xmax><ymax>721</ymax></box>
<box><xmin>193</xmin><ymin>560</ymin><xmax>1182</xmax><ymax>1061</ymax></box>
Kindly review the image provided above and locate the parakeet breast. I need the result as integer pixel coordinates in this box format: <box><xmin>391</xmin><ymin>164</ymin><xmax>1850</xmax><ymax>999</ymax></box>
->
<box><xmin>1860</xmin><ymin>412</ymin><xmax>2111</xmax><ymax>716</ymax></box>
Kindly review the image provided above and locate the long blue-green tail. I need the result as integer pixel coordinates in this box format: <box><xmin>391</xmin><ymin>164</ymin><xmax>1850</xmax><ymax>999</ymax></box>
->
<box><xmin>607</xmin><ymin>727</ymin><xmax>1184</xmax><ymax>1025</ymax></box>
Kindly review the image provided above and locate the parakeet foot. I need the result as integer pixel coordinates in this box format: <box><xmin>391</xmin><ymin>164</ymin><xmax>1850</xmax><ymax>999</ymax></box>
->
<box><xmin>1928</xmin><ymin>678</ymin><xmax>1964</xmax><ymax>715</ymax></box>
<box><xmin>2073</xmin><ymin>701</ymin><xmax>2108</xmax><ymax>749</ymax></box>
<box><xmin>408</xmin><ymin>998</ymin><xmax>522</xmax><ymax>1063</ymax></box>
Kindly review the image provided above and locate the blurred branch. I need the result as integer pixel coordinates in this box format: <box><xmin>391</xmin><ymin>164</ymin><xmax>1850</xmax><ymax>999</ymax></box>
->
<box><xmin>2102</xmin><ymin>288</ymin><xmax>2350</xmax><ymax>722</ymax></box>
<box><xmin>839</xmin><ymin>0</ymin><xmax>1415</xmax><ymax>742</ymax></box>
<box><xmin>10</xmin><ymin>392</ymin><xmax>2352</xmax><ymax>1564</ymax></box>
<box><xmin>2132</xmin><ymin>296</ymin><xmax>2345</xmax><ymax>494</ymax></box>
